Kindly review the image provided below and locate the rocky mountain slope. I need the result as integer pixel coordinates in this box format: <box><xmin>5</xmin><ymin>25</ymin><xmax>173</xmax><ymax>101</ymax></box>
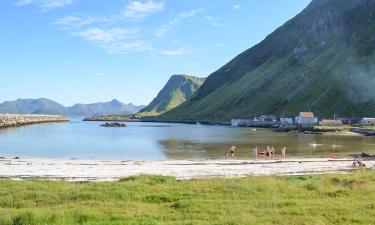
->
<box><xmin>159</xmin><ymin>0</ymin><xmax>375</xmax><ymax>122</ymax></box>
<box><xmin>139</xmin><ymin>75</ymin><xmax>205</xmax><ymax>116</ymax></box>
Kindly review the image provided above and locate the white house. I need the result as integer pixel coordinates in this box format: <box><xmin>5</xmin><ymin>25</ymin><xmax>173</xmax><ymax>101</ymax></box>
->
<box><xmin>319</xmin><ymin>119</ymin><xmax>343</xmax><ymax>126</ymax></box>
<box><xmin>280</xmin><ymin>117</ymin><xmax>294</xmax><ymax>125</ymax></box>
<box><xmin>295</xmin><ymin>112</ymin><xmax>317</xmax><ymax>128</ymax></box>
<box><xmin>361</xmin><ymin>118</ymin><xmax>375</xmax><ymax>126</ymax></box>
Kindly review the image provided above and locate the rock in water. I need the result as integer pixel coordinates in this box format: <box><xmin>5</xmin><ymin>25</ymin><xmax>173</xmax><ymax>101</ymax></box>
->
<box><xmin>100</xmin><ymin>123</ymin><xmax>127</xmax><ymax>127</ymax></box>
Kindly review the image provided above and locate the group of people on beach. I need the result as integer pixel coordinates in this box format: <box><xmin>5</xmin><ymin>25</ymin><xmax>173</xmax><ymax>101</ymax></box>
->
<box><xmin>352</xmin><ymin>158</ymin><xmax>366</xmax><ymax>168</ymax></box>
<box><xmin>226</xmin><ymin>145</ymin><xmax>287</xmax><ymax>160</ymax></box>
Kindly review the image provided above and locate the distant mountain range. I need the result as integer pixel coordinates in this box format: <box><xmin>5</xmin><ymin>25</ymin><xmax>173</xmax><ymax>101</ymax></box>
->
<box><xmin>139</xmin><ymin>75</ymin><xmax>205</xmax><ymax>116</ymax></box>
<box><xmin>0</xmin><ymin>98</ymin><xmax>144</xmax><ymax>116</ymax></box>
<box><xmin>158</xmin><ymin>0</ymin><xmax>375</xmax><ymax>122</ymax></box>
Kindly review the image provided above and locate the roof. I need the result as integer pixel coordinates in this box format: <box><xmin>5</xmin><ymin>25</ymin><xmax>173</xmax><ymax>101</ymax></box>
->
<box><xmin>321</xmin><ymin>119</ymin><xmax>343</xmax><ymax>124</ymax></box>
<box><xmin>299</xmin><ymin>112</ymin><xmax>315</xmax><ymax>118</ymax></box>
<box><xmin>337</xmin><ymin>118</ymin><xmax>358</xmax><ymax>121</ymax></box>
<box><xmin>362</xmin><ymin>118</ymin><xmax>375</xmax><ymax>121</ymax></box>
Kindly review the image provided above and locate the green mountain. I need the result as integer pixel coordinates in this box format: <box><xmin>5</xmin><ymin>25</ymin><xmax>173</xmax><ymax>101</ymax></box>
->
<box><xmin>0</xmin><ymin>98</ymin><xmax>144</xmax><ymax>116</ymax></box>
<box><xmin>159</xmin><ymin>0</ymin><xmax>375</xmax><ymax>122</ymax></box>
<box><xmin>139</xmin><ymin>75</ymin><xmax>205</xmax><ymax>116</ymax></box>
<box><xmin>69</xmin><ymin>99</ymin><xmax>144</xmax><ymax>116</ymax></box>
<box><xmin>0</xmin><ymin>98</ymin><xmax>68</xmax><ymax>115</ymax></box>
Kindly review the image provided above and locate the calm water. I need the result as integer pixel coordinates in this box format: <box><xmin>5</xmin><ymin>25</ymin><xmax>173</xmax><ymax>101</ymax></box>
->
<box><xmin>0</xmin><ymin>119</ymin><xmax>375</xmax><ymax>160</ymax></box>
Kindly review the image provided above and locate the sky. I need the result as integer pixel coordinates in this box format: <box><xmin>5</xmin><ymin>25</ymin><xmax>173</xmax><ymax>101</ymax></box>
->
<box><xmin>1</xmin><ymin>0</ymin><xmax>311</xmax><ymax>106</ymax></box>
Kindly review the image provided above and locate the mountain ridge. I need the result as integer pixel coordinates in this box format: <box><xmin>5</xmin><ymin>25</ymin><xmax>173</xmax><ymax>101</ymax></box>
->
<box><xmin>0</xmin><ymin>98</ymin><xmax>144</xmax><ymax>116</ymax></box>
<box><xmin>139</xmin><ymin>74</ymin><xmax>205</xmax><ymax>116</ymax></box>
<box><xmin>158</xmin><ymin>0</ymin><xmax>375</xmax><ymax>122</ymax></box>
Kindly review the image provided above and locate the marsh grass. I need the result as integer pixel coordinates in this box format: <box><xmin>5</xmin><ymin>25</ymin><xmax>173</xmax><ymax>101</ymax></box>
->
<box><xmin>0</xmin><ymin>172</ymin><xmax>375</xmax><ymax>224</ymax></box>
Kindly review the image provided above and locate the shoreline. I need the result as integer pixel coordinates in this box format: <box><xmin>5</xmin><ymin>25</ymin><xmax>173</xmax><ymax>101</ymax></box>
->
<box><xmin>0</xmin><ymin>114</ymin><xmax>69</xmax><ymax>129</ymax></box>
<box><xmin>0</xmin><ymin>157</ymin><xmax>373</xmax><ymax>181</ymax></box>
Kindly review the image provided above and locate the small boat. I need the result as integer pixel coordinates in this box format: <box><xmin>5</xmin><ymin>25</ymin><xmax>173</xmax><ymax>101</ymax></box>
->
<box><xmin>196</xmin><ymin>122</ymin><xmax>201</xmax><ymax>125</ymax></box>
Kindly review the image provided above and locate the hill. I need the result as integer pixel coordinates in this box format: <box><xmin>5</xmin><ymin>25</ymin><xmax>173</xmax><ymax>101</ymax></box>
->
<box><xmin>159</xmin><ymin>0</ymin><xmax>375</xmax><ymax>122</ymax></box>
<box><xmin>0</xmin><ymin>98</ymin><xmax>144</xmax><ymax>116</ymax></box>
<box><xmin>139</xmin><ymin>75</ymin><xmax>205</xmax><ymax>116</ymax></box>
<box><xmin>0</xmin><ymin>98</ymin><xmax>68</xmax><ymax>115</ymax></box>
<box><xmin>69</xmin><ymin>99</ymin><xmax>144</xmax><ymax>116</ymax></box>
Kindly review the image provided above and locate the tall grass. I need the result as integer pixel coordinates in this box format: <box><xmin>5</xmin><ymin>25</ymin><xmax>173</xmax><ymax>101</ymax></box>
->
<box><xmin>0</xmin><ymin>172</ymin><xmax>375</xmax><ymax>224</ymax></box>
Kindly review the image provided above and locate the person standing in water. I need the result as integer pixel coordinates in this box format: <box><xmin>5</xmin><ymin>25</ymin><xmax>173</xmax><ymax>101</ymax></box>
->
<box><xmin>252</xmin><ymin>145</ymin><xmax>258</xmax><ymax>160</ymax></box>
<box><xmin>271</xmin><ymin>146</ymin><xmax>275</xmax><ymax>160</ymax></box>
<box><xmin>265</xmin><ymin>146</ymin><xmax>271</xmax><ymax>160</ymax></box>
<box><xmin>281</xmin><ymin>146</ymin><xmax>287</xmax><ymax>160</ymax></box>
<box><xmin>227</xmin><ymin>145</ymin><xmax>236</xmax><ymax>159</ymax></box>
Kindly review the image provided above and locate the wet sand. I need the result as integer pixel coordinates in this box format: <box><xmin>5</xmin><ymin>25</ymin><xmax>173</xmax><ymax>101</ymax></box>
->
<box><xmin>0</xmin><ymin>157</ymin><xmax>373</xmax><ymax>181</ymax></box>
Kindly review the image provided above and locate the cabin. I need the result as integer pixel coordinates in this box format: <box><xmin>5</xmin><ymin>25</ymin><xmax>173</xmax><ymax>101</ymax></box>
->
<box><xmin>295</xmin><ymin>112</ymin><xmax>317</xmax><ymax>128</ymax></box>
<box><xmin>280</xmin><ymin>117</ymin><xmax>294</xmax><ymax>125</ymax></box>
<box><xmin>337</xmin><ymin>117</ymin><xmax>359</xmax><ymax>125</ymax></box>
<box><xmin>260</xmin><ymin>115</ymin><xmax>276</xmax><ymax>123</ymax></box>
<box><xmin>231</xmin><ymin>119</ymin><xmax>253</xmax><ymax>127</ymax></box>
<box><xmin>361</xmin><ymin>118</ymin><xmax>375</xmax><ymax>126</ymax></box>
<box><xmin>319</xmin><ymin>119</ymin><xmax>343</xmax><ymax>126</ymax></box>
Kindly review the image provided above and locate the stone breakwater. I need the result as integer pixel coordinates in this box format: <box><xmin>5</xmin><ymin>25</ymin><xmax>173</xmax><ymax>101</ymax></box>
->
<box><xmin>0</xmin><ymin>114</ymin><xmax>69</xmax><ymax>128</ymax></box>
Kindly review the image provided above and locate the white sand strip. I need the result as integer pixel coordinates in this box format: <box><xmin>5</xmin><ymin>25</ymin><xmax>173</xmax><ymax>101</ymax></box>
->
<box><xmin>0</xmin><ymin>158</ymin><xmax>373</xmax><ymax>181</ymax></box>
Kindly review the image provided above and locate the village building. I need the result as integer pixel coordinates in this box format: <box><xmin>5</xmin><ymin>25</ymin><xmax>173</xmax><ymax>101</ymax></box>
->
<box><xmin>361</xmin><ymin>118</ymin><xmax>375</xmax><ymax>126</ymax></box>
<box><xmin>280</xmin><ymin>117</ymin><xmax>294</xmax><ymax>125</ymax></box>
<box><xmin>260</xmin><ymin>115</ymin><xmax>276</xmax><ymax>123</ymax></box>
<box><xmin>319</xmin><ymin>119</ymin><xmax>343</xmax><ymax>126</ymax></box>
<box><xmin>337</xmin><ymin>117</ymin><xmax>359</xmax><ymax>125</ymax></box>
<box><xmin>295</xmin><ymin>112</ymin><xmax>317</xmax><ymax>128</ymax></box>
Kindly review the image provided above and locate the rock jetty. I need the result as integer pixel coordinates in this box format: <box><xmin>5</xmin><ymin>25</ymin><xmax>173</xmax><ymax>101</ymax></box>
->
<box><xmin>0</xmin><ymin>114</ymin><xmax>69</xmax><ymax>129</ymax></box>
<box><xmin>100</xmin><ymin>122</ymin><xmax>127</xmax><ymax>127</ymax></box>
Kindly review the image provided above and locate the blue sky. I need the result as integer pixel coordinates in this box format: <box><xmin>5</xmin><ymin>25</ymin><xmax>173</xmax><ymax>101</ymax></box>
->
<box><xmin>1</xmin><ymin>0</ymin><xmax>311</xmax><ymax>106</ymax></box>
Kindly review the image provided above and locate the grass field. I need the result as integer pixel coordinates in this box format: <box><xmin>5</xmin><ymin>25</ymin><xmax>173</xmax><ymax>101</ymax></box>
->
<box><xmin>315</xmin><ymin>125</ymin><xmax>375</xmax><ymax>132</ymax></box>
<box><xmin>1</xmin><ymin>172</ymin><xmax>375</xmax><ymax>225</ymax></box>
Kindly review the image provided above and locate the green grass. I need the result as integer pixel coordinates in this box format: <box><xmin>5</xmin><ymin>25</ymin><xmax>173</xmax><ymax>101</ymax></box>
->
<box><xmin>315</xmin><ymin>126</ymin><xmax>375</xmax><ymax>131</ymax></box>
<box><xmin>314</xmin><ymin>126</ymin><xmax>353</xmax><ymax>131</ymax></box>
<box><xmin>1</xmin><ymin>172</ymin><xmax>375</xmax><ymax>224</ymax></box>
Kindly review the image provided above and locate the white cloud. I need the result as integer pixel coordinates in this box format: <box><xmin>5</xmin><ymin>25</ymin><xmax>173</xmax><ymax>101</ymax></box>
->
<box><xmin>15</xmin><ymin>0</ymin><xmax>73</xmax><ymax>10</ymax></box>
<box><xmin>204</xmin><ymin>16</ymin><xmax>223</xmax><ymax>27</ymax></box>
<box><xmin>124</xmin><ymin>1</ymin><xmax>164</xmax><ymax>19</ymax></box>
<box><xmin>155</xmin><ymin>8</ymin><xmax>205</xmax><ymax>37</ymax></box>
<box><xmin>73</xmin><ymin>27</ymin><xmax>151</xmax><ymax>53</ymax></box>
<box><xmin>54</xmin><ymin>16</ymin><xmax>112</xmax><ymax>29</ymax></box>
<box><xmin>74</xmin><ymin>28</ymin><xmax>138</xmax><ymax>43</ymax></box>
<box><xmin>107</xmin><ymin>41</ymin><xmax>153</xmax><ymax>53</ymax></box>
<box><xmin>232</xmin><ymin>4</ymin><xmax>241</xmax><ymax>10</ymax></box>
<box><xmin>160</xmin><ymin>48</ymin><xmax>187</xmax><ymax>56</ymax></box>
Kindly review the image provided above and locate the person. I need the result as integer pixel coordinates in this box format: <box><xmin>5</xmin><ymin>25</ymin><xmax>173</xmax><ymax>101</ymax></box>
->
<box><xmin>270</xmin><ymin>146</ymin><xmax>275</xmax><ymax>159</ymax></box>
<box><xmin>252</xmin><ymin>145</ymin><xmax>258</xmax><ymax>160</ymax></box>
<box><xmin>358</xmin><ymin>159</ymin><xmax>366</xmax><ymax>168</ymax></box>
<box><xmin>352</xmin><ymin>158</ymin><xmax>366</xmax><ymax>168</ymax></box>
<box><xmin>265</xmin><ymin>146</ymin><xmax>271</xmax><ymax>160</ymax></box>
<box><xmin>227</xmin><ymin>145</ymin><xmax>236</xmax><ymax>159</ymax></box>
<box><xmin>281</xmin><ymin>146</ymin><xmax>287</xmax><ymax>160</ymax></box>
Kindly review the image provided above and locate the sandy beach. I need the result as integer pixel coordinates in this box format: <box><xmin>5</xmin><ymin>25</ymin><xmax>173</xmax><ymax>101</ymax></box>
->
<box><xmin>0</xmin><ymin>157</ymin><xmax>374</xmax><ymax>181</ymax></box>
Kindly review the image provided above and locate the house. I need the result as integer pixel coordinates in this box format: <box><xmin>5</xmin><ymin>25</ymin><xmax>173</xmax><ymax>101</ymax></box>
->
<box><xmin>361</xmin><ymin>118</ymin><xmax>375</xmax><ymax>126</ymax></box>
<box><xmin>295</xmin><ymin>112</ymin><xmax>317</xmax><ymax>128</ymax></box>
<box><xmin>319</xmin><ymin>119</ymin><xmax>343</xmax><ymax>126</ymax></box>
<box><xmin>280</xmin><ymin>117</ymin><xmax>294</xmax><ymax>125</ymax></box>
<box><xmin>231</xmin><ymin>119</ymin><xmax>253</xmax><ymax>127</ymax></box>
<box><xmin>260</xmin><ymin>115</ymin><xmax>276</xmax><ymax>123</ymax></box>
<box><xmin>337</xmin><ymin>117</ymin><xmax>359</xmax><ymax>125</ymax></box>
